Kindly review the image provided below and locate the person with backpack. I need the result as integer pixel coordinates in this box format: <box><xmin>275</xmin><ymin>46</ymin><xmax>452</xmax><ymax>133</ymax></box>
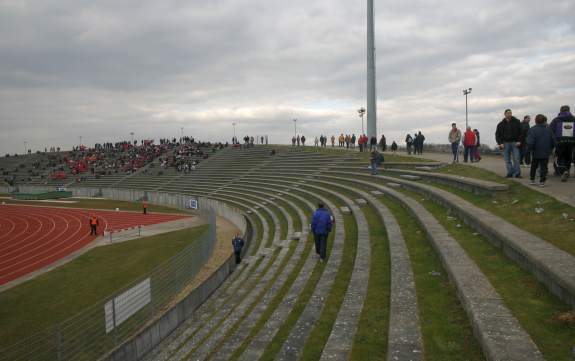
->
<box><xmin>231</xmin><ymin>233</ymin><xmax>246</xmax><ymax>264</ymax></box>
<box><xmin>549</xmin><ymin>105</ymin><xmax>575</xmax><ymax>182</ymax></box>
<box><xmin>311</xmin><ymin>203</ymin><xmax>333</xmax><ymax>262</ymax></box>
<box><xmin>370</xmin><ymin>149</ymin><xmax>383</xmax><ymax>175</ymax></box>
<box><xmin>527</xmin><ymin>114</ymin><xmax>556</xmax><ymax>187</ymax></box>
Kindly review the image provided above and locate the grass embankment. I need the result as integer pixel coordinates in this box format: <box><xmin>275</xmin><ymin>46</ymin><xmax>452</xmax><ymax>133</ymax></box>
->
<box><xmin>396</xmin><ymin>186</ymin><xmax>575</xmax><ymax>361</ymax></box>
<box><xmin>430</xmin><ymin>164</ymin><xmax>575</xmax><ymax>255</ymax></box>
<box><xmin>0</xmin><ymin>197</ymin><xmax>189</xmax><ymax>214</ymax></box>
<box><xmin>0</xmin><ymin>225</ymin><xmax>209</xmax><ymax>348</ymax></box>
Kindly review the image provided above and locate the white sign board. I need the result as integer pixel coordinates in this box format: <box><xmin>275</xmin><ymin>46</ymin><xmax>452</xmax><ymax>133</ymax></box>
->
<box><xmin>104</xmin><ymin>278</ymin><xmax>151</xmax><ymax>333</ymax></box>
<box><xmin>186</xmin><ymin>198</ymin><xmax>198</xmax><ymax>210</ymax></box>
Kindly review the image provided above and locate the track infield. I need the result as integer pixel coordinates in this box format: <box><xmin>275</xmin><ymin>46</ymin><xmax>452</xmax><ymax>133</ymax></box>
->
<box><xmin>0</xmin><ymin>204</ymin><xmax>190</xmax><ymax>285</ymax></box>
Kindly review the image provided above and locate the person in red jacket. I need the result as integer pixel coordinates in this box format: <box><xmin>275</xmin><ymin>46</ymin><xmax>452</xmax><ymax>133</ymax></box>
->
<box><xmin>463</xmin><ymin>126</ymin><xmax>477</xmax><ymax>163</ymax></box>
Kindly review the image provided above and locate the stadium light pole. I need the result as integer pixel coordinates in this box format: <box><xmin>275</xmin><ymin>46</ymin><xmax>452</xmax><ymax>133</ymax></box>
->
<box><xmin>358</xmin><ymin>107</ymin><xmax>366</xmax><ymax>134</ymax></box>
<box><xmin>366</xmin><ymin>0</ymin><xmax>378</xmax><ymax>140</ymax></box>
<box><xmin>293</xmin><ymin>119</ymin><xmax>297</xmax><ymax>137</ymax></box>
<box><xmin>463</xmin><ymin>88</ymin><xmax>472</xmax><ymax>129</ymax></box>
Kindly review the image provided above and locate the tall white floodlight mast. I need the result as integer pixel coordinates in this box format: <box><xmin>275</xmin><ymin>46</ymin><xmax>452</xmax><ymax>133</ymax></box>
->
<box><xmin>366</xmin><ymin>0</ymin><xmax>377</xmax><ymax>139</ymax></box>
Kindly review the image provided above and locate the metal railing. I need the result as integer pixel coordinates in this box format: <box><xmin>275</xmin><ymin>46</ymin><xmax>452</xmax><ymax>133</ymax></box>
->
<box><xmin>0</xmin><ymin>210</ymin><xmax>216</xmax><ymax>361</ymax></box>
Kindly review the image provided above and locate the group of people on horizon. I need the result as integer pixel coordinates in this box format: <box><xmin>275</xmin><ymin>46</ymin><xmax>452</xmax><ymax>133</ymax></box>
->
<box><xmin>405</xmin><ymin>132</ymin><xmax>426</xmax><ymax>155</ymax></box>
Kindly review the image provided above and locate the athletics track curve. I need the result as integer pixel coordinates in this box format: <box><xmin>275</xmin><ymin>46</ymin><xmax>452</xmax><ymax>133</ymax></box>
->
<box><xmin>0</xmin><ymin>204</ymin><xmax>190</xmax><ymax>286</ymax></box>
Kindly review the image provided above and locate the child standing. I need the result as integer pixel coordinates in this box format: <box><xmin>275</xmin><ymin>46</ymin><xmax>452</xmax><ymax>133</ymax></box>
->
<box><xmin>526</xmin><ymin>114</ymin><xmax>556</xmax><ymax>187</ymax></box>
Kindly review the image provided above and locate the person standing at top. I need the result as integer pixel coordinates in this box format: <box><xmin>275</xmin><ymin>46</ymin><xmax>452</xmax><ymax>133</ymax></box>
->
<box><xmin>463</xmin><ymin>126</ymin><xmax>477</xmax><ymax>163</ymax></box>
<box><xmin>331</xmin><ymin>135</ymin><xmax>335</xmax><ymax>147</ymax></box>
<box><xmin>391</xmin><ymin>141</ymin><xmax>398</xmax><ymax>153</ymax></box>
<box><xmin>292</xmin><ymin>136</ymin><xmax>296</xmax><ymax>146</ymax></box>
<box><xmin>549</xmin><ymin>105</ymin><xmax>575</xmax><ymax>182</ymax></box>
<box><xmin>301</xmin><ymin>135</ymin><xmax>306</xmax><ymax>146</ymax></box>
<box><xmin>520</xmin><ymin>115</ymin><xmax>532</xmax><ymax>167</ymax></box>
<box><xmin>527</xmin><ymin>114</ymin><xmax>556</xmax><ymax>187</ymax></box>
<box><xmin>370</xmin><ymin>136</ymin><xmax>377</xmax><ymax>151</ymax></box>
<box><xmin>339</xmin><ymin>134</ymin><xmax>345</xmax><ymax>147</ymax></box>
<box><xmin>311</xmin><ymin>202</ymin><xmax>333</xmax><ymax>262</ymax></box>
<box><xmin>379</xmin><ymin>134</ymin><xmax>386</xmax><ymax>152</ymax></box>
<box><xmin>345</xmin><ymin>134</ymin><xmax>351</xmax><ymax>149</ymax></box>
<box><xmin>296</xmin><ymin>135</ymin><xmax>301</xmax><ymax>146</ymax></box>
<box><xmin>89</xmin><ymin>215</ymin><xmax>99</xmax><ymax>235</ymax></box>
<box><xmin>314</xmin><ymin>136</ymin><xmax>319</xmax><ymax>147</ymax></box>
<box><xmin>473</xmin><ymin>129</ymin><xmax>482</xmax><ymax>162</ymax></box>
<box><xmin>351</xmin><ymin>134</ymin><xmax>357</xmax><ymax>149</ymax></box>
<box><xmin>416</xmin><ymin>131</ymin><xmax>425</xmax><ymax>154</ymax></box>
<box><xmin>448</xmin><ymin>123</ymin><xmax>462</xmax><ymax>163</ymax></box>
<box><xmin>143</xmin><ymin>200</ymin><xmax>148</xmax><ymax>214</ymax></box>
<box><xmin>231</xmin><ymin>233</ymin><xmax>246</xmax><ymax>264</ymax></box>
<box><xmin>496</xmin><ymin>109</ymin><xmax>523</xmax><ymax>178</ymax></box>
<box><xmin>405</xmin><ymin>134</ymin><xmax>413</xmax><ymax>155</ymax></box>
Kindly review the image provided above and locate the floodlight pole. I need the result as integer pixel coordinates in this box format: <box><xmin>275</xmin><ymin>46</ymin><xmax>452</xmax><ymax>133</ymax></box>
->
<box><xmin>463</xmin><ymin>88</ymin><xmax>472</xmax><ymax>129</ymax></box>
<box><xmin>358</xmin><ymin>107</ymin><xmax>366</xmax><ymax>134</ymax></box>
<box><xmin>366</xmin><ymin>0</ymin><xmax>377</xmax><ymax>140</ymax></box>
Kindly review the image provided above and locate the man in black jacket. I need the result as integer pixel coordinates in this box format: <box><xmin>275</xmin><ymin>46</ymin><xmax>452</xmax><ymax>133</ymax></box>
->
<box><xmin>549</xmin><ymin>105</ymin><xmax>575</xmax><ymax>182</ymax></box>
<box><xmin>496</xmin><ymin>109</ymin><xmax>523</xmax><ymax>178</ymax></box>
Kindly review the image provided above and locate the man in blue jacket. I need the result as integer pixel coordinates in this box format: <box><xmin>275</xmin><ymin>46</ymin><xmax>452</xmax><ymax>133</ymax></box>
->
<box><xmin>232</xmin><ymin>233</ymin><xmax>245</xmax><ymax>264</ymax></box>
<box><xmin>549</xmin><ymin>105</ymin><xmax>575</xmax><ymax>182</ymax></box>
<box><xmin>311</xmin><ymin>203</ymin><xmax>333</xmax><ymax>262</ymax></box>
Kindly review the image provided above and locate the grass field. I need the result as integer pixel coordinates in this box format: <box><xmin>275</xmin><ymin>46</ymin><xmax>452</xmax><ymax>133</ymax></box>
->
<box><xmin>0</xmin><ymin>225</ymin><xmax>209</xmax><ymax>348</ymax></box>
<box><xmin>0</xmin><ymin>197</ymin><xmax>190</xmax><ymax>214</ymax></box>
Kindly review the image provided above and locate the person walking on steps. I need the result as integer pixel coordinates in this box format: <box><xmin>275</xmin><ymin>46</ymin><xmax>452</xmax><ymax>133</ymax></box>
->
<box><xmin>496</xmin><ymin>109</ymin><xmax>523</xmax><ymax>178</ymax></box>
<box><xmin>311</xmin><ymin>202</ymin><xmax>333</xmax><ymax>262</ymax></box>
<box><xmin>232</xmin><ymin>233</ymin><xmax>245</xmax><ymax>264</ymax></box>
<box><xmin>89</xmin><ymin>215</ymin><xmax>99</xmax><ymax>235</ymax></box>
<box><xmin>549</xmin><ymin>105</ymin><xmax>575</xmax><ymax>182</ymax></box>
<box><xmin>527</xmin><ymin>114</ymin><xmax>556</xmax><ymax>187</ymax></box>
<box><xmin>143</xmin><ymin>200</ymin><xmax>148</xmax><ymax>214</ymax></box>
<box><xmin>449</xmin><ymin>123</ymin><xmax>462</xmax><ymax>163</ymax></box>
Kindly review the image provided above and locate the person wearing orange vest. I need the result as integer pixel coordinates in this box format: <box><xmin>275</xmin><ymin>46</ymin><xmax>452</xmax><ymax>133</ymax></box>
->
<box><xmin>143</xmin><ymin>200</ymin><xmax>148</xmax><ymax>214</ymax></box>
<box><xmin>89</xmin><ymin>216</ymin><xmax>99</xmax><ymax>235</ymax></box>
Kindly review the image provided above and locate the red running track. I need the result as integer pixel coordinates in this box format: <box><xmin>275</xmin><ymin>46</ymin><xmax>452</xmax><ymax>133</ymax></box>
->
<box><xmin>0</xmin><ymin>204</ymin><xmax>191</xmax><ymax>286</ymax></box>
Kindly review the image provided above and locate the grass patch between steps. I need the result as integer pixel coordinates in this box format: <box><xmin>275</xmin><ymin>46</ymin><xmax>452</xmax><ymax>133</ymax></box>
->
<box><xmin>430</xmin><ymin>164</ymin><xmax>575</xmax><ymax>255</ymax></box>
<box><xmin>401</xmin><ymin>188</ymin><xmax>575</xmax><ymax>361</ymax></box>
<box><xmin>376</xmin><ymin>195</ymin><xmax>485</xmax><ymax>361</ymax></box>
<box><xmin>259</xmin><ymin>199</ymin><xmax>336</xmax><ymax>360</ymax></box>
<box><xmin>350</xmin><ymin>204</ymin><xmax>391</xmax><ymax>361</ymax></box>
<box><xmin>176</xmin><ymin>248</ymin><xmax>282</xmax><ymax>358</ymax></box>
<box><xmin>206</xmin><ymin>241</ymin><xmax>299</xmax><ymax>359</ymax></box>
<box><xmin>299</xmin><ymin>212</ymin><xmax>357</xmax><ymax>360</ymax></box>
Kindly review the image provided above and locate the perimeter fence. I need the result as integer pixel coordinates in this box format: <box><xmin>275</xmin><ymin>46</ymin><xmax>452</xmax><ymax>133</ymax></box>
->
<box><xmin>0</xmin><ymin>210</ymin><xmax>216</xmax><ymax>361</ymax></box>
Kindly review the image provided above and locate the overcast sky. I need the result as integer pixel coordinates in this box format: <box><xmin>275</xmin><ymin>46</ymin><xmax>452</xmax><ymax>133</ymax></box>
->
<box><xmin>1</xmin><ymin>0</ymin><xmax>574</xmax><ymax>154</ymax></box>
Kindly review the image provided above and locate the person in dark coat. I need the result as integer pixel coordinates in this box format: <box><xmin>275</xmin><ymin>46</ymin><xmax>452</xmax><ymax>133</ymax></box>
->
<box><xmin>526</xmin><ymin>114</ymin><xmax>556</xmax><ymax>186</ymax></box>
<box><xmin>379</xmin><ymin>134</ymin><xmax>387</xmax><ymax>151</ymax></box>
<box><xmin>232</xmin><ymin>233</ymin><xmax>246</xmax><ymax>264</ymax></box>
<box><xmin>311</xmin><ymin>203</ymin><xmax>333</xmax><ymax>262</ymax></box>
<box><xmin>548</xmin><ymin>105</ymin><xmax>575</xmax><ymax>182</ymax></box>
<box><xmin>495</xmin><ymin>109</ymin><xmax>523</xmax><ymax>178</ymax></box>
<box><xmin>519</xmin><ymin>115</ymin><xmax>531</xmax><ymax>166</ymax></box>
<box><xmin>391</xmin><ymin>141</ymin><xmax>398</xmax><ymax>153</ymax></box>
